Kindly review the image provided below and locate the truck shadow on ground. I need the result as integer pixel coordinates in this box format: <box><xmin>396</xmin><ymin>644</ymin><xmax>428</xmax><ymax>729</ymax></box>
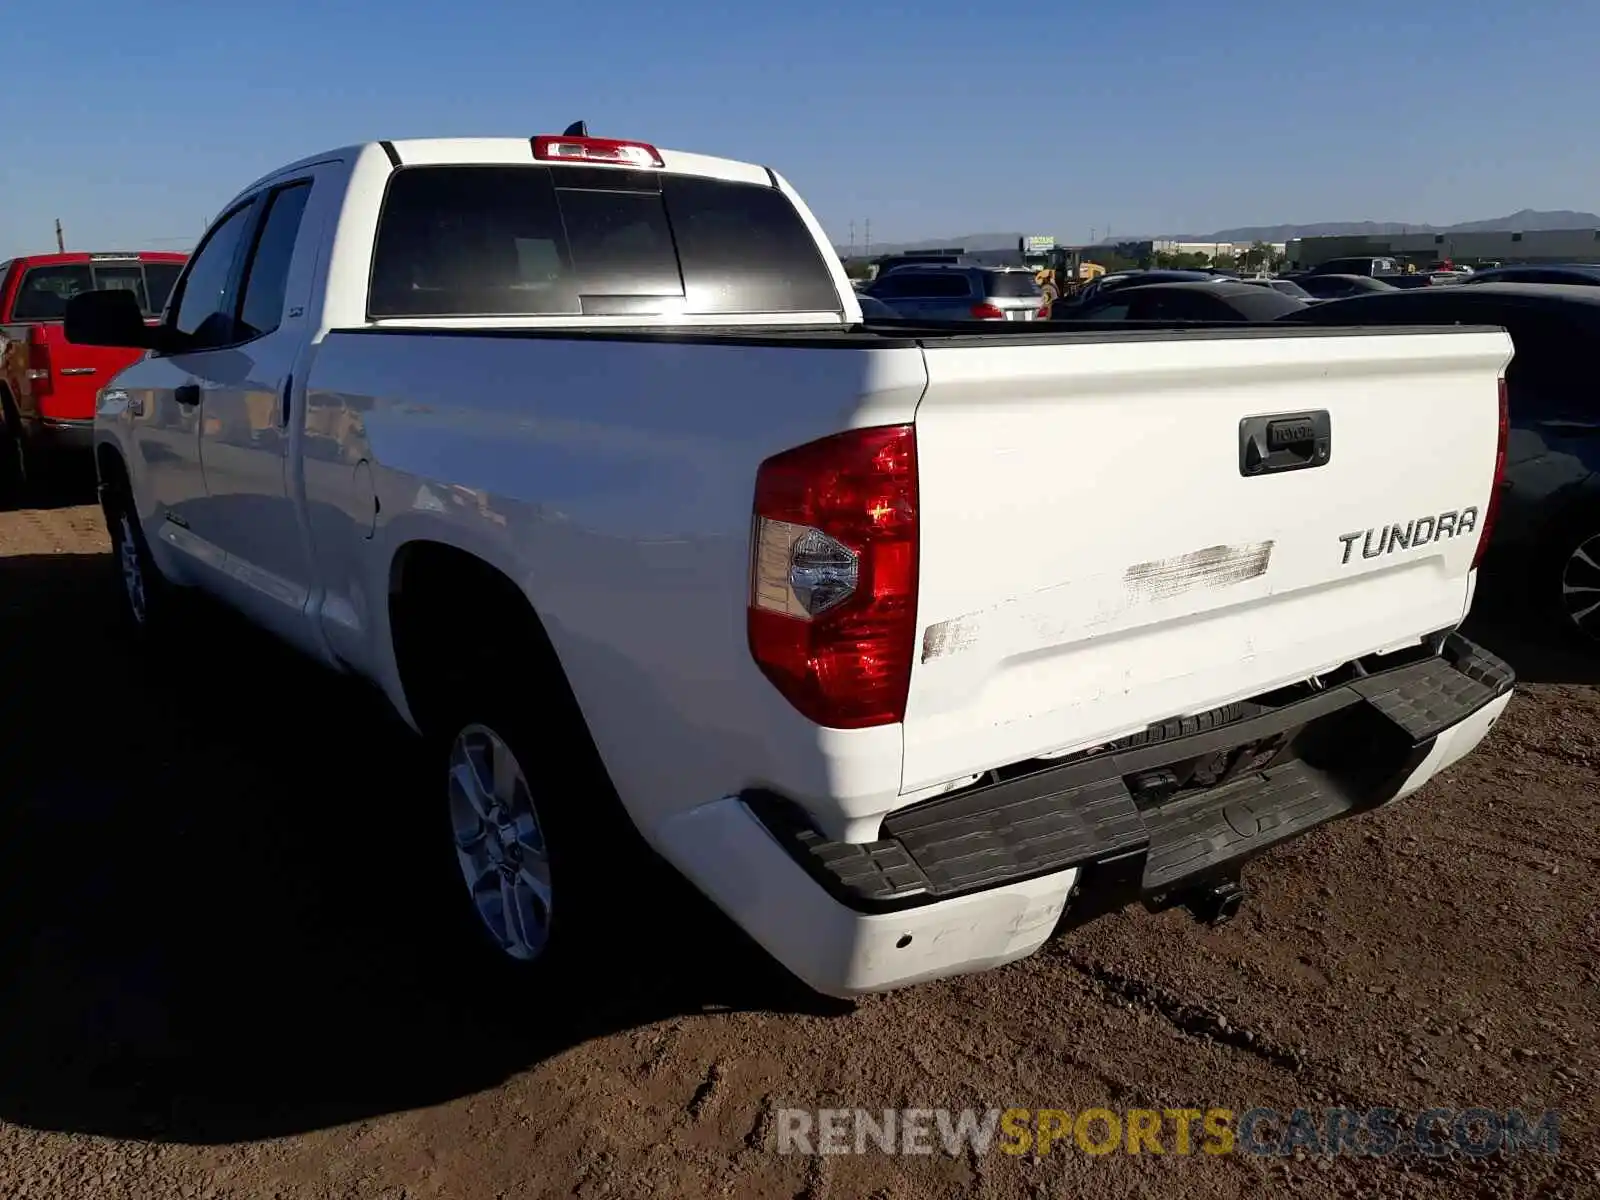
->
<box><xmin>0</xmin><ymin>551</ymin><xmax>847</xmax><ymax>1147</ymax></box>
<box><xmin>0</xmin><ymin>464</ymin><xmax>100</xmax><ymax>513</ymax></box>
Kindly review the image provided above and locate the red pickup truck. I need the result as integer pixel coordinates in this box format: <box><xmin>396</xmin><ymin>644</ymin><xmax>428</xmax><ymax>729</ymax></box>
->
<box><xmin>0</xmin><ymin>251</ymin><xmax>186</xmax><ymax>497</ymax></box>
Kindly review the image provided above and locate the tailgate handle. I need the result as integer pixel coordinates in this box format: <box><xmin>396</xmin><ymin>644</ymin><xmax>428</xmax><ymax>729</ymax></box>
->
<box><xmin>1240</xmin><ymin>411</ymin><xmax>1331</xmax><ymax>477</ymax></box>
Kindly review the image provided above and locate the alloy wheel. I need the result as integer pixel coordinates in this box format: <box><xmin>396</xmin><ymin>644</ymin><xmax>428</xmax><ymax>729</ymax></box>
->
<box><xmin>1560</xmin><ymin>531</ymin><xmax>1600</xmax><ymax>642</ymax></box>
<box><xmin>446</xmin><ymin>723</ymin><xmax>553</xmax><ymax>961</ymax></box>
<box><xmin>117</xmin><ymin>514</ymin><xmax>149</xmax><ymax>627</ymax></box>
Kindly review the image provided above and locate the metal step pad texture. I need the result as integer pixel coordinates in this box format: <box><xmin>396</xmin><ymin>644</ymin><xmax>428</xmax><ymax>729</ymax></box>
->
<box><xmin>1140</xmin><ymin>760</ymin><xmax>1348</xmax><ymax>891</ymax></box>
<box><xmin>884</xmin><ymin>775</ymin><xmax>1147</xmax><ymax>898</ymax></box>
<box><xmin>1350</xmin><ymin>644</ymin><xmax>1511</xmax><ymax>744</ymax></box>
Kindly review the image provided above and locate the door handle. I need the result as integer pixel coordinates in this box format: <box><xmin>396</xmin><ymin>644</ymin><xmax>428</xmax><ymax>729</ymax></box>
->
<box><xmin>1239</xmin><ymin>411</ymin><xmax>1332</xmax><ymax>477</ymax></box>
<box><xmin>175</xmin><ymin>383</ymin><xmax>201</xmax><ymax>407</ymax></box>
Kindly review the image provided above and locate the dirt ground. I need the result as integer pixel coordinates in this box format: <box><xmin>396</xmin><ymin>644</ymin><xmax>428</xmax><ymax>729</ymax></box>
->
<box><xmin>1</xmin><ymin>491</ymin><xmax>1596</xmax><ymax>1200</ymax></box>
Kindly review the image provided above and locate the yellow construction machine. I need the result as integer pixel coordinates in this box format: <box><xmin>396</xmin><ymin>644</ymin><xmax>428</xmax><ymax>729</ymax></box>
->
<box><xmin>1030</xmin><ymin>247</ymin><xmax>1104</xmax><ymax>313</ymax></box>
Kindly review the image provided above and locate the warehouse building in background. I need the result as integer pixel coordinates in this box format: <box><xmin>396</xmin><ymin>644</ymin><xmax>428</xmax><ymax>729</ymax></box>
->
<box><xmin>1288</xmin><ymin>227</ymin><xmax>1600</xmax><ymax>269</ymax></box>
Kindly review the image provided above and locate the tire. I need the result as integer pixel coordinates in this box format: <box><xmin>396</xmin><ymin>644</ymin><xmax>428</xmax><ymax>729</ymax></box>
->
<box><xmin>422</xmin><ymin>652</ymin><xmax>629</xmax><ymax>988</ymax></box>
<box><xmin>100</xmin><ymin>478</ymin><xmax>176</xmax><ymax>637</ymax></box>
<box><xmin>0</xmin><ymin>394</ymin><xmax>29</xmax><ymax>507</ymax></box>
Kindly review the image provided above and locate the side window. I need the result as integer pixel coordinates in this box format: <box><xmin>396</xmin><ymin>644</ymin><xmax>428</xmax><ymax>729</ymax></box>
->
<box><xmin>1127</xmin><ymin>294</ymin><xmax>1178</xmax><ymax>320</ymax></box>
<box><xmin>897</xmin><ymin>274</ymin><xmax>969</xmax><ymax>299</ymax></box>
<box><xmin>890</xmin><ymin>273</ymin><xmax>937</xmax><ymax>297</ymax></box>
<box><xmin>10</xmin><ymin>264</ymin><xmax>93</xmax><ymax>321</ymax></box>
<box><xmin>1086</xmin><ymin>301</ymin><xmax>1133</xmax><ymax>320</ymax></box>
<box><xmin>170</xmin><ymin>203</ymin><xmax>256</xmax><ymax>347</ymax></box>
<box><xmin>236</xmin><ymin>182</ymin><xmax>313</xmax><ymax>339</ymax></box>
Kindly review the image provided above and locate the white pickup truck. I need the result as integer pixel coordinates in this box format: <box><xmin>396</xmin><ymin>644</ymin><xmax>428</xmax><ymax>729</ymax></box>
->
<box><xmin>68</xmin><ymin>129</ymin><xmax>1516</xmax><ymax>998</ymax></box>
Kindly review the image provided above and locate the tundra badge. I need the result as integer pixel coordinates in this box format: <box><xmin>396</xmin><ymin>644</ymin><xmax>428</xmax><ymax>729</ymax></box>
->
<box><xmin>1339</xmin><ymin>508</ymin><xmax>1479</xmax><ymax>565</ymax></box>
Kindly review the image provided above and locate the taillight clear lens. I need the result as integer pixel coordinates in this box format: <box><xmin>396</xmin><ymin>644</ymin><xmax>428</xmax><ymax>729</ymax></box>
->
<box><xmin>748</xmin><ymin>425</ymin><xmax>918</xmax><ymax>729</ymax></box>
<box><xmin>25</xmin><ymin>337</ymin><xmax>51</xmax><ymax>396</ymax></box>
<box><xmin>1472</xmin><ymin>376</ymin><xmax>1509</xmax><ymax>571</ymax></box>
<box><xmin>753</xmin><ymin>520</ymin><xmax>860</xmax><ymax>617</ymax></box>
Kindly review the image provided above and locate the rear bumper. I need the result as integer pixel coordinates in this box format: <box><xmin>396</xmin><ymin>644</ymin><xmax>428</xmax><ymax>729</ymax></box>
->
<box><xmin>655</xmin><ymin>633</ymin><xmax>1514</xmax><ymax>997</ymax></box>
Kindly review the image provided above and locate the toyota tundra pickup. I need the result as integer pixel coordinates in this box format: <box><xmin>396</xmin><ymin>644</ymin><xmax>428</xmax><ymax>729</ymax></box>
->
<box><xmin>66</xmin><ymin>129</ymin><xmax>1516</xmax><ymax>997</ymax></box>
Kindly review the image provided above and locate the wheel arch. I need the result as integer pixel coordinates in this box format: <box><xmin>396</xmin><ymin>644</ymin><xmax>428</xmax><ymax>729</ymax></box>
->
<box><xmin>384</xmin><ymin>538</ymin><xmax>593</xmax><ymax>748</ymax></box>
<box><xmin>96</xmin><ymin>440</ymin><xmax>128</xmax><ymax>487</ymax></box>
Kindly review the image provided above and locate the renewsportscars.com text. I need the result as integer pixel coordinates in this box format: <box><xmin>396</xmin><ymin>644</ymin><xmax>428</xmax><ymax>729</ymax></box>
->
<box><xmin>776</xmin><ymin>1107</ymin><xmax>1560</xmax><ymax>1158</ymax></box>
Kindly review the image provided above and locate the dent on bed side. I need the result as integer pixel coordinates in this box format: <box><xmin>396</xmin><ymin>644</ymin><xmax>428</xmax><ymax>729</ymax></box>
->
<box><xmin>918</xmin><ymin>540</ymin><xmax>1275</xmax><ymax>665</ymax></box>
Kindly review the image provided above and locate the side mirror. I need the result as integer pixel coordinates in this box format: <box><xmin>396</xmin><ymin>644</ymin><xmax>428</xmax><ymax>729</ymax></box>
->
<box><xmin>64</xmin><ymin>289</ymin><xmax>158</xmax><ymax>350</ymax></box>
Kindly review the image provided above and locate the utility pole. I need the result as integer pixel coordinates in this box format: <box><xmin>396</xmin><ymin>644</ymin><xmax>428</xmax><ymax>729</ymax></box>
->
<box><xmin>849</xmin><ymin>219</ymin><xmax>856</xmax><ymax>258</ymax></box>
<box><xmin>864</xmin><ymin>218</ymin><xmax>871</xmax><ymax>259</ymax></box>
<box><xmin>55</xmin><ymin>219</ymin><xmax>65</xmax><ymax>253</ymax></box>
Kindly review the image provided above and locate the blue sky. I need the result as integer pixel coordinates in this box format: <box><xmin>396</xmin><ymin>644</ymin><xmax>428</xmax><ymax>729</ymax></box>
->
<box><xmin>4</xmin><ymin>0</ymin><xmax>1596</xmax><ymax>259</ymax></box>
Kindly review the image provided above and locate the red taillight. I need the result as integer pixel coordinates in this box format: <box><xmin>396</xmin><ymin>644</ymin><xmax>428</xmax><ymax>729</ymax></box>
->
<box><xmin>1036</xmin><ymin>304</ymin><xmax>1050</xmax><ymax>319</ymax></box>
<box><xmin>748</xmin><ymin>425</ymin><xmax>919</xmax><ymax>729</ymax></box>
<box><xmin>25</xmin><ymin>331</ymin><xmax>51</xmax><ymax>397</ymax></box>
<box><xmin>1471</xmin><ymin>376</ymin><xmax>1509</xmax><ymax>571</ymax></box>
<box><xmin>531</xmin><ymin>134</ymin><xmax>664</xmax><ymax>169</ymax></box>
<box><xmin>970</xmin><ymin>303</ymin><xmax>1005</xmax><ymax>320</ymax></box>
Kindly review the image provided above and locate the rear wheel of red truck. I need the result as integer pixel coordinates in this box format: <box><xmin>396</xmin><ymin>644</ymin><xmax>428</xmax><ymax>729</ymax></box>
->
<box><xmin>0</xmin><ymin>393</ymin><xmax>30</xmax><ymax>507</ymax></box>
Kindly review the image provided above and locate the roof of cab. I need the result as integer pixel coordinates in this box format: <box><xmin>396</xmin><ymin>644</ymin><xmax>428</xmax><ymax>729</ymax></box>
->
<box><xmin>239</xmin><ymin>136</ymin><xmax>774</xmax><ymax>193</ymax></box>
<box><xmin>2</xmin><ymin>251</ymin><xmax>188</xmax><ymax>268</ymax></box>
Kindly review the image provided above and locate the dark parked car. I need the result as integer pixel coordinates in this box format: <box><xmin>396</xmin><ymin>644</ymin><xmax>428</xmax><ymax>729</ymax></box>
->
<box><xmin>1055</xmin><ymin>280</ymin><xmax>1308</xmax><ymax>322</ymax></box>
<box><xmin>855</xmin><ymin>294</ymin><xmax>901</xmax><ymax>319</ymax></box>
<box><xmin>1461</xmin><ymin>264</ymin><xmax>1600</xmax><ymax>287</ymax></box>
<box><xmin>863</xmin><ymin>265</ymin><xmax>1043</xmax><ymax>321</ymax></box>
<box><xmin>1304</xmin><ymin>255</ymin><xmax>1403</xmax><ymax>278</ymax></box>
<box><xmin>1297</xmin><ymin>256</ymin><xmax>1434</xmax><ymax>289</ymax></box>
<box><xmin>1242</xmin><ymin>276</ymin><xmax>1315</xmax><ymax>302</ymax></box>
<box><xmin>1066</xmin><ymin>269</ymin><xmax>1222</xmax><ymax>310</ymax></box>
<box><xmin>1296</xmin><ymin>274</ymin><xmax>1400</xmax><ymax>301</ymax></box>
<box><xmin>1281</xmin><ymin>283</ymin><xmax>1600</xmax><ymax>644</ymax></box>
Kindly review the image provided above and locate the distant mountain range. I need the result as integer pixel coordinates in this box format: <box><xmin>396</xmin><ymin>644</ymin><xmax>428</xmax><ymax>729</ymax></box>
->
<box><xmin>843</xmin><ymin>210</ymin><xmax>1600</xmax><ymax>256</ymax></box>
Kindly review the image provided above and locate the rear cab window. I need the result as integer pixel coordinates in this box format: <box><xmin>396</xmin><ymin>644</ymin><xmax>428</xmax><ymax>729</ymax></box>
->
<box><xmin>368</xmin><ymin>164</ymin><xmax>842</xmax><ymax>319</ymax></box>
<box><xmin>873</xmin><ymin>272</ymin><xmax>970</xmax><ymax>299</ymax></box>
<box><xmin>984</xmin><ymin>272</ymin><xmax>1042</xmax><ymax>299</ymax></box>
<box><xmin>7</xmin><ymin>257</ymin><xmax>185</xmax><ymax>322</ymax></box>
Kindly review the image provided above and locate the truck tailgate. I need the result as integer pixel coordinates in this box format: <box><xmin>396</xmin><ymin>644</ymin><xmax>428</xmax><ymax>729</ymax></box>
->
<box><xmin>902</xmin><ymin>328</ymin><xmax>1511</xmax><ymax>793</ymax></box>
